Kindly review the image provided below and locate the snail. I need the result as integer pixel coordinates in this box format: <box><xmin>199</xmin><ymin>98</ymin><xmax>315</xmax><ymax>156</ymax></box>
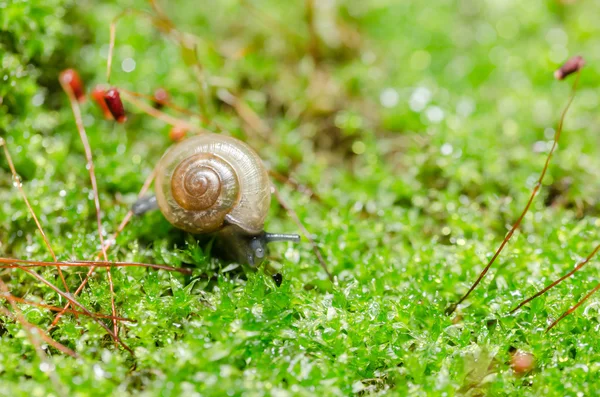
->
<box><xmin>132</xmin><ymin>134</ymin><xmax>300</xmax><ymax>266</ymax></box>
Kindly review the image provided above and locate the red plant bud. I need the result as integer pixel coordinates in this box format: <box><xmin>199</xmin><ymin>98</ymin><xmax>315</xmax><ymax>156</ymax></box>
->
<box><xmin>554</xmin><ymin>56</ymin><xmax>585</xmax><ymax>80</ymax></box>
<box><xmin>153</xmin><ymin>88</ymin><xmax>169</xmax><ymax>109</ymax></box>
<box><xmin>169</xmin><ymin>126</ymin><xmax>187</xmax><ymax>142</ymax></box>
<box><xmin>91</xmin><ymin>86</ymin><xmax>113</xmax><ymax>120</ymax></box>
<box><xmin>103</xmin><ymin>88</ymin><xmax>127</xmax><ymax>123</ymax></box>
<box><xmin>511</xmin><ymin>350</ymin><xmax>535</xmax><ymax>375</ymax></box>
<box><xmin>59</xmin><ymin>69</ymin><xmax>86</xmax><ymax>102</ymax></box>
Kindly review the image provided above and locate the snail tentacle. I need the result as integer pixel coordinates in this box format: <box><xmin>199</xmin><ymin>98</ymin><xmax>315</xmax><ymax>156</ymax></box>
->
<box><xmin>132</xmin><ymin>195</ymin><xmax>158</xmax><ymax>216</ymax></box>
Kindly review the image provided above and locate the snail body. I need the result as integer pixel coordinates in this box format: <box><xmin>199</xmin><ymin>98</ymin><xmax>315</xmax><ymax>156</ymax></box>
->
<box><xmin>134</xmin><ymin>134</ymin><xmax>299</xmax><ymax>266</ymax></box>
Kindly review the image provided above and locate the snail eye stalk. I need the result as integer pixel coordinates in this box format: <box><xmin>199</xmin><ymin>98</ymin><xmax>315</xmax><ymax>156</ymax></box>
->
<box><xmin>132</xmin><ymin>195</ymin><xmax>158</xmax><ymax>216</ymax></box>
<box><xmin>264</xmin><ymin>233</ymin><xmax>301</xmax><ymax>244</ymax></box>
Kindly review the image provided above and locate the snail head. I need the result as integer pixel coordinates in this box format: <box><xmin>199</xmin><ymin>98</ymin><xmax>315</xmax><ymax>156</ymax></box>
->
<box><xmin>218</xmin><ymin>226</ymin><xmax>301</xmax><ymax>267</ymax></box>
<box><xmin>246</xmin><ymin>232</ymin><xmax>302</xmax><ymax>267</ymax></box>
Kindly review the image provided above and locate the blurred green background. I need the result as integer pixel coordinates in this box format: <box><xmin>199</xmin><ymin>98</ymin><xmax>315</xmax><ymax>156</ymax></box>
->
<box><xmin>1</xmin><ymin>0</ymin><xmax>599</xmax><ymax>395</ymax></box>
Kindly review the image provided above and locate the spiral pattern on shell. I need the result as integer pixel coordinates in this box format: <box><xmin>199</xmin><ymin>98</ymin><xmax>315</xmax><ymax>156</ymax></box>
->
<box><xmin>155</xmin><ymin>134</ymin><xmax>271</xmax><ymax>235</ymax></box>
<box><xmin>170</xmin><ymin>153</ymin><xmax>237</xmax><ymax>212</ymax></box>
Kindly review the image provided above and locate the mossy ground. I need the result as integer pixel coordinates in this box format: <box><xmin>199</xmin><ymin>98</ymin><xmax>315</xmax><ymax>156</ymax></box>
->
<box><xmin>1</xmin><ymin>0</ymin><xmax>600</xmax><ymax>396</ymax></box>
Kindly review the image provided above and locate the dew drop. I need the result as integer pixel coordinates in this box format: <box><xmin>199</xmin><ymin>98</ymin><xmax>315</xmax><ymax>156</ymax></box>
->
<box><xmin>380</xmin><ymin>88</ymin><xmax>399</xmax><ymax>108</ymax></box>
<box><xmin>12</xmin><ymin>175</ymin><xmax>22</xmax><ymax>187</ymax></box>
<box><xmin>440</xmin><ymin>143</ymin><xmax>453</xmax><ymax>156</ymax></box>
<box><xmin>122</xmin><ymin>58</ymin><xmax>136</xmax><ymax>73</ymax></box>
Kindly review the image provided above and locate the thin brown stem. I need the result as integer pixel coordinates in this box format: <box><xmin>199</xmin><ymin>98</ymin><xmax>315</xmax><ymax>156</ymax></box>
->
<box><xmin>272</xmin><ymin>185</ymin><xmax>332</xmax><ymax>281</ymax></box>
<box><xmin>60</xmin><ymin>78</ymin><xmax>118</xmax><ymax>338</ymax></box>
<box><xmin>111</xmin><ymin>4</ymin><xmax>210</xmax><ymax>114</ymax></box>
<box><xmin>0</xmin><ymin>257</ymin><xmax>191</xmax><ymax>274</ymax></box>
<box><xmin>120</xmin><ymin>91</ymin><xmax>209</xmax><ymax>134</ymax></box>
<box><xmin>0</xmin><ymin>140</ymin><xmax>69</xmax><ymax>293</ymax></box>
<box><xmin>19</xmin><ymin>267</ymin><xmax>133</xmax><ymax>355</ymax></box>
<box><xmin>546</xmin><ymin>281</ymin><xmax>600</xmax><ymax>332</ymax></box>
<box><xmin>119</xmin><ymin>88</ymin><xmax>208</xmax><ymax>122</ymax></box>
<box><xmin>0</xmin><ymin>305</ymin><xmax>76</xmax><ymax>358</ymax></box>
<box><xmin>446</xmin><ymin>70</ymin><xmax>582</xmax><ymax>315</ymax></box>
<box><xmin>103</xmin><ymin>166</ymin><xmax>157</xmax><ymax>254</ymax></box>
<box><xmin>0</xmin><ymin>279</ymin><xmax>72</xmax><ymax>394</ymax></box>
<box><xmin>50</xmin><ymin>168</ymin><xmax>157</xmax><ymax>328</ymax></box>
<box><xmin>3</xmin><ymin>304</ymin><xmax>78</xmax><ymax>365</ymax></box>
<box><xmin>511</xmin><ymin>243</ymin><xmax>600</xmax><ymax>313</ymax></box>
<box><xmin>106</xmin><ymin>265</ymin><xmax>118</xmax><ymax>336</ymax></box>
<box><xmin>9</xmin><ymin>295</ymin><xmax>134</xmax><ymax>322</ymax></box>
<box><xmin>107</xmin><ymin>19</ymin><xmax>116</xmax><ymax>83</ymax></box>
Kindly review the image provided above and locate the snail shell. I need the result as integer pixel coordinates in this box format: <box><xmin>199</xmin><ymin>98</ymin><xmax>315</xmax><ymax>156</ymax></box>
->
<box><xmin>155</xmin><ymin>134</ymin><xmax>271</xmax><ymax>235</ymax></box>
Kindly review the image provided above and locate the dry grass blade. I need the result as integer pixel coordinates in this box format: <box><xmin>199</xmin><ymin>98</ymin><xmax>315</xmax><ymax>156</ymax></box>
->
<box><xmin>0</xmin><ymin>139</ymin><xmax>69</xmax><ymax>293</ymax></box>
<box><xmin>445</xmin><ymin>70</ymin><xmax>582</xmax><ymax>316</ymax></box>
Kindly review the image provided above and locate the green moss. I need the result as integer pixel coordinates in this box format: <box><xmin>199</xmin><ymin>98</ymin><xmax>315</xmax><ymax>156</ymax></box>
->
<box><xmin>1</xmin><ymin>0</ymin><xmax>600</xmax><ymax>395</ymax></box>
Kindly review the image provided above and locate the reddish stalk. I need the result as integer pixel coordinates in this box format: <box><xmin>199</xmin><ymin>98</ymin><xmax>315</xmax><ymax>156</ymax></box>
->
<box><xmin>59</xmin><ymin>77</ymin><xmax>118</xmax><ymax>338</ymax></box>
<box><xmin>0</xmin><ymin>140</ymin><xmax>70</xmax><ymax>293</ymax></box>
<box><xmin>19</xmin><ymin>267</ymin><xmax>133</xmax><ymax>355</ymax></box>
<box><xmin>0</xmin><ymin>279</ymin><xmax>72</xmax><ymax>394</ymax></box>
<box><xmin>445</xmin><ymin>70</ymin><xmax>582</xmax><ymax>315</ymax></box>
<box><xmin>0</xmin><ymin>257</ymin><xmax>191</xmax><ymax>274</ymax></box>
<box><xmin>120</xmin><ymin>88</ymin><xmax>208</xmax><ymax>123</ymax></box>
<box><xmin>148</xmin><ymin>0</ymin><xmax>211</xmax><ymax>114</ymax></box>
<box><xmin>272</xmin><ymin>185</ymin><xmax>332</xmax><ymax>281</ymax></box>
<box><xmin>0</xmin><ymin>305</ymin><xmax>77</xmax><ymax>358</ymax></box>
<box><xmin>101</xmin><ymin>167</ymin><xmax>158</xmax><ymax>255</ymax></box>
<box><xmin>8</xmin><ymin>295</ymin><xmax>133</xmax><ymax>322</ymax></box>
<box><xmin>50</xmin><ymin>168</ymin><xmax>157</xmax><ymax>328</ymax></box>
<box><xmin>546</xmin><ymin>281</ymin><xmax>600</xmax><ymax>332</ymax></box>
<box><xmin>511</xmin><ymin>243</ymin><xmax>600</xmax><ymax>313</ymax></box>
<box><xmin>107</xmin><ymin>4</ymin><xmax>211</xmax><ymax>115</ymax></box>
<box><xmin>120</xmin><ymin>91</ymin><xmax>209</xmax><ymax>134</ymax></box>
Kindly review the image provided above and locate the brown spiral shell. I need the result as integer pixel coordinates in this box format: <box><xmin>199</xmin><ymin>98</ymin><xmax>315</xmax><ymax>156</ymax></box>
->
<box><xmin>155</xmin><ymin>134</ymin><xmax>271</xmax><ymax>234</ymax></box>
